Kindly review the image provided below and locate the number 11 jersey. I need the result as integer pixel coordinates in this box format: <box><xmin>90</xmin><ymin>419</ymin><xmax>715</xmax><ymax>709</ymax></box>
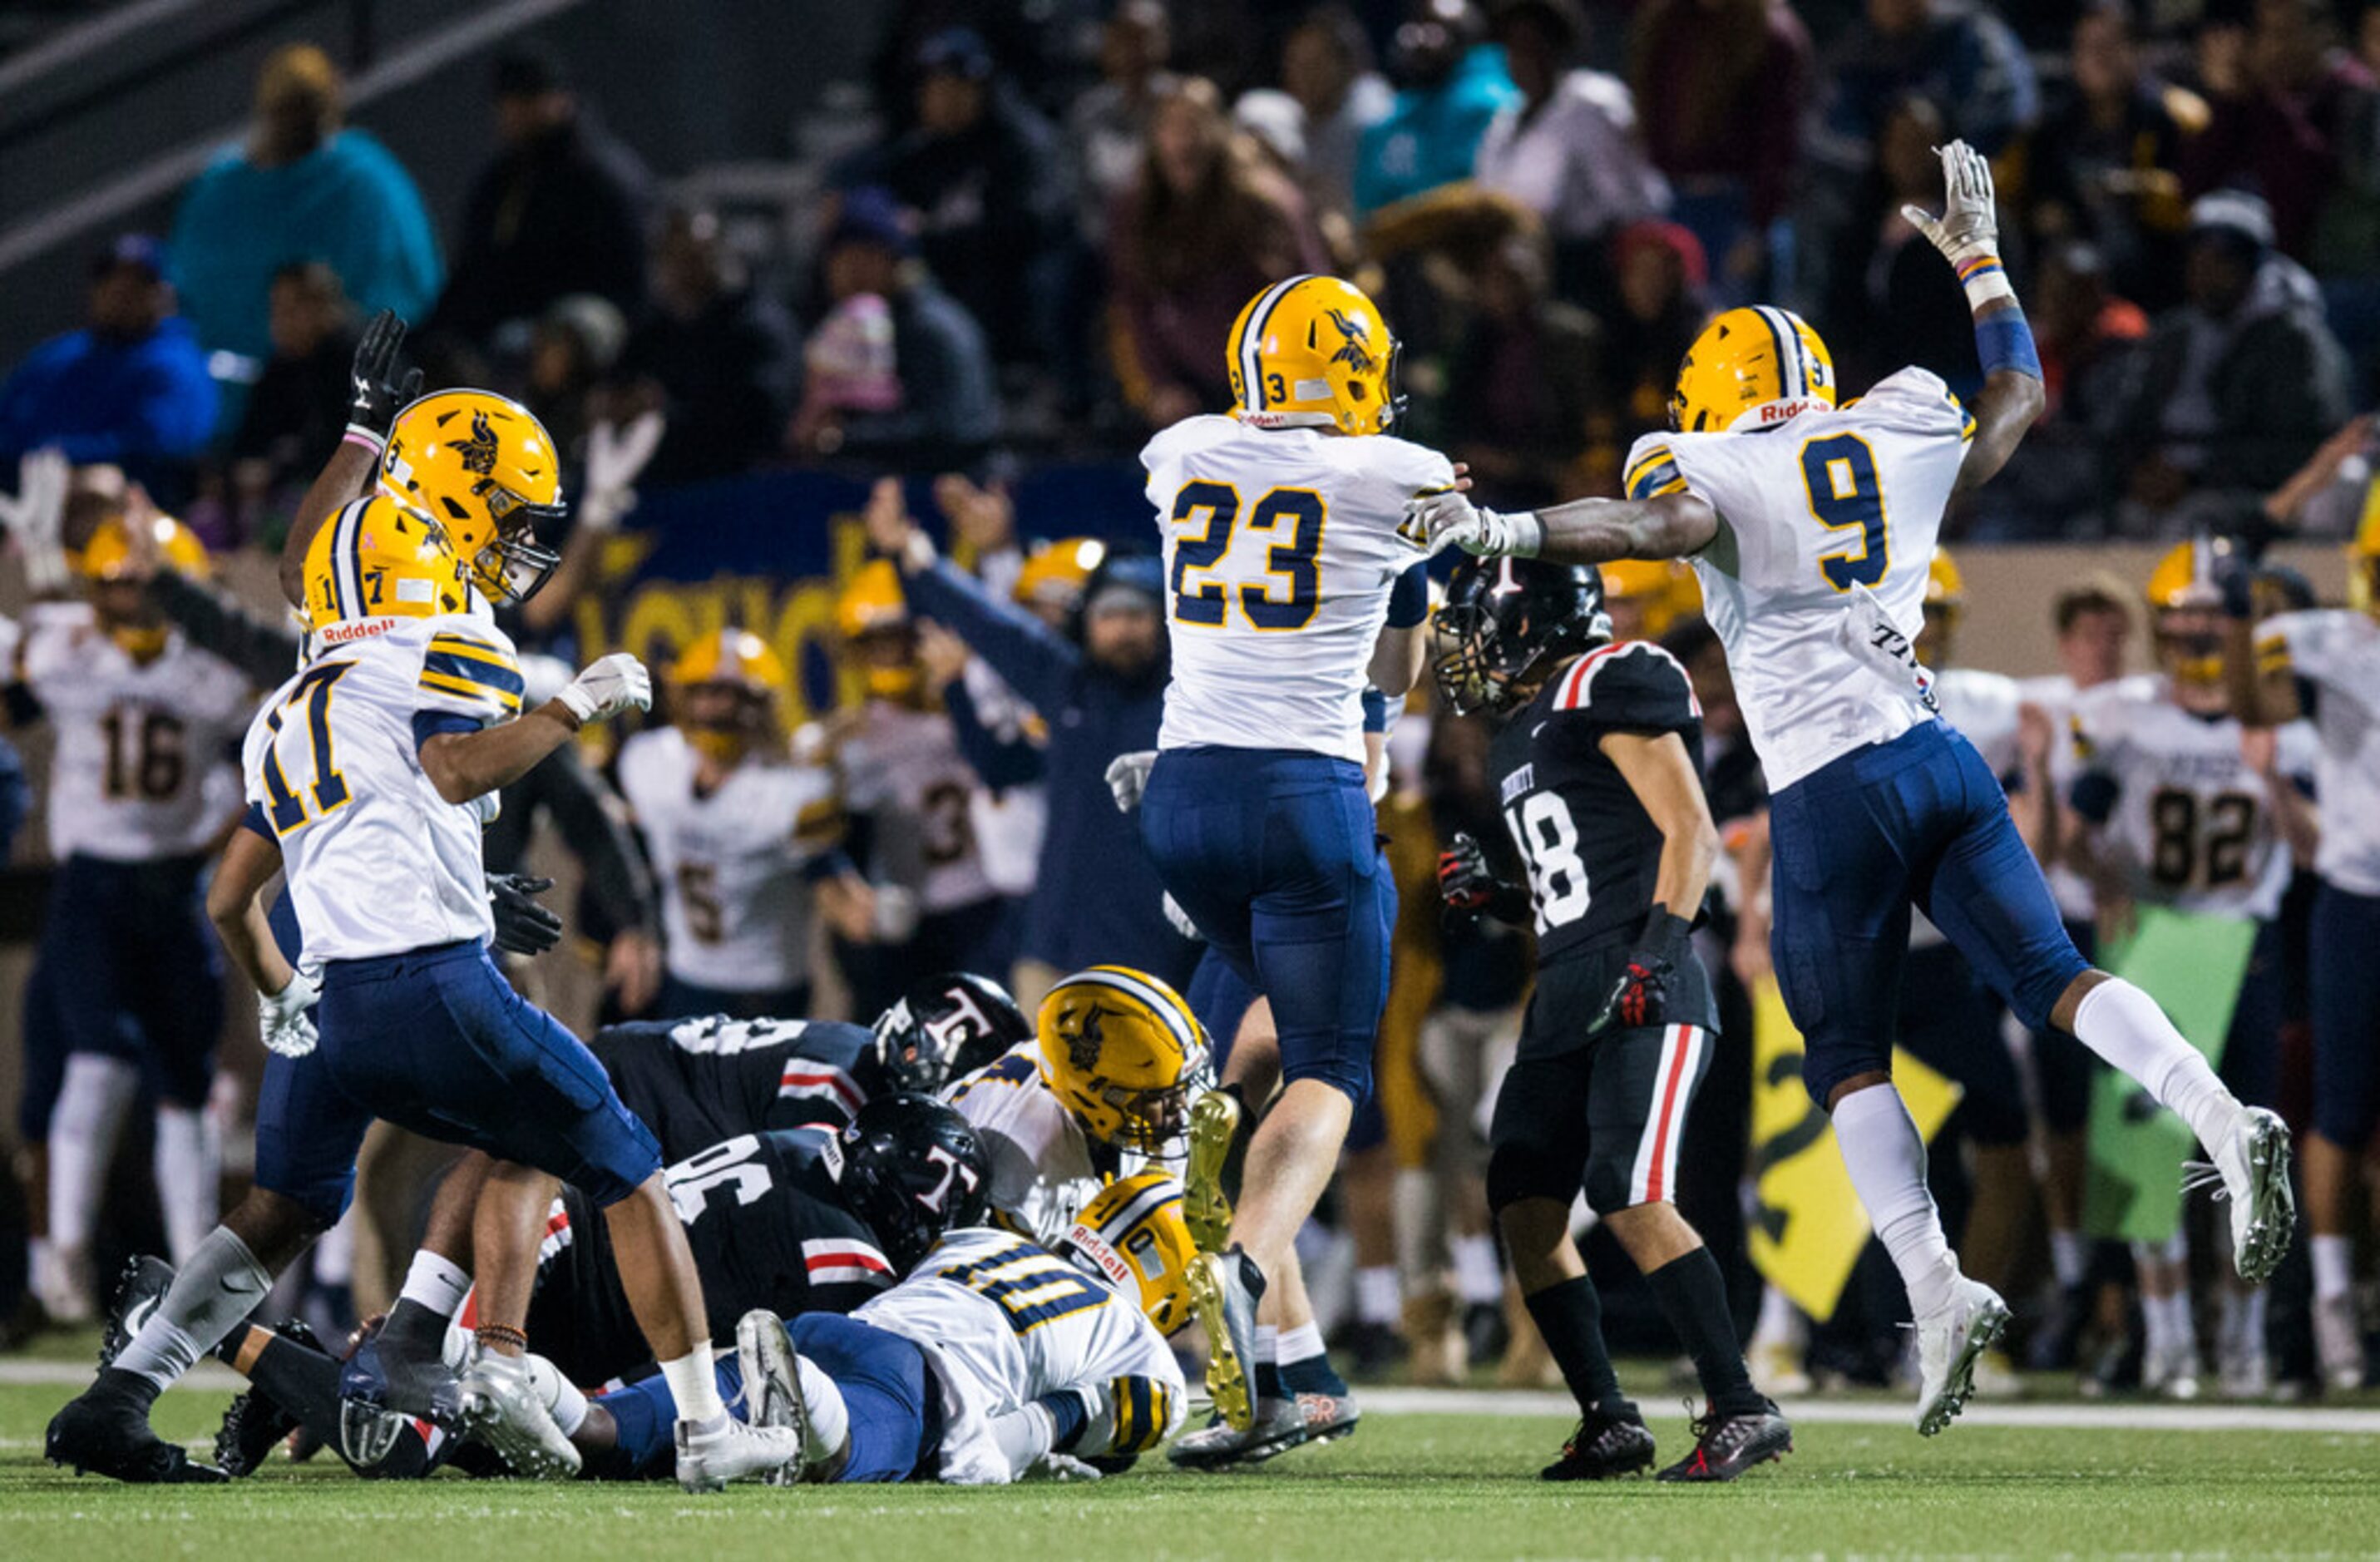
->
<box><xmin>1627</xmin><ymin>366</ymin><xmax>1970</xmax><ymax>791</ymax></box>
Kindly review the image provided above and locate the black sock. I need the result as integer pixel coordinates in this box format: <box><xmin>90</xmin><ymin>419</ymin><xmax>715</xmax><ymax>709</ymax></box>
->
<box><xmin>1645</xmin><ymin>1247</ymin><xmax>1765</xmax><ymax>1416</ymax></box>
<box><xmin>1523</xmin><ymin>1277</ymin><xmax>1632</xmax><ymax>1421</ymax></box>
<box><xmin>92</xmin><ymin>1365</ymin><xmax>160</xmax><ymax>1411</ymax></box>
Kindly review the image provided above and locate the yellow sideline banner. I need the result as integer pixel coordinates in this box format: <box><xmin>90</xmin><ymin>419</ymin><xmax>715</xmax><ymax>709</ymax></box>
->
<box><xmin>1745</xmin><ymin>977</ymin><xmax>1963</xmax><ymax>1322</ymax></box>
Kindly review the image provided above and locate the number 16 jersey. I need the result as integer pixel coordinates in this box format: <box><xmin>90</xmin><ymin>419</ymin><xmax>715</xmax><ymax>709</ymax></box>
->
<box><xmin>1627</xmin><ymin>366</ymin><xmax>1970</xmax><ymax>791</ymax></box>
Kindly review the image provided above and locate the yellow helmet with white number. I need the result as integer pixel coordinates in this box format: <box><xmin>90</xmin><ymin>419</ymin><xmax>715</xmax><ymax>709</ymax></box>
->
<box><xmin>299</xmin><ymin>496</ymin><xmax>472</xmax><ymax>642</ymax></box>
<box><xmin>1037</xmin><ymin>966</ymin><xmax>1205</xmax><ymax>1153</ymax></box>
<box><xmin>379</xmin><ymin>390</ymin><xmax>564</xmax><ymax>606</ymax></box>
<box><xmin>1670</xmin><ymin>306</ymin><xmax>1836</xmax><ymax>433</ymax></box>
<box><xmin>1227</xmin><ymin>274</ymin><xmax>1403</xmax><ymax>436</ymax></box>
<box><xmin>1059</xmin><ymin>1171</ymin><xmax>1199</xmax><ymax>1337</ymax></box>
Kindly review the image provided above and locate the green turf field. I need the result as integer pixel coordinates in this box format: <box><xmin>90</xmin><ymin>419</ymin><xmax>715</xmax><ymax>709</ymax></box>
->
<box><xmin>5</xmin><ymin>1377</ymin><xmax>2379</xmax><ymax>1560</ymax></box>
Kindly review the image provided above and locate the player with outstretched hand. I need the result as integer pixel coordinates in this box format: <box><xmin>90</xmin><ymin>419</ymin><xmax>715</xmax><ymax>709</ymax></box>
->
<box><xmin>1403</xmin><ymin>142</ymin><xmax>2294</xmax><ymax>1437</ymax></box>
<box><xmin>1434</xmin><ymin>556</ymin><xmax>1788</xmax><ymax>1482</ymax></box>
<box><xmin>45</xmin><ymin>317</ymin><xmax>803</xmax><ymax>1493</ymax></box>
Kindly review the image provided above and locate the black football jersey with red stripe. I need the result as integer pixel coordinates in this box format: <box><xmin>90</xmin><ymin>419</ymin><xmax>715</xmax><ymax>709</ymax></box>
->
<box><xmin>1487</xmin><ymin>640</ymin><xmax>1705</xmax><ymax>965</ymax></box>
<box><xmin>590</xmin><ymin>1016</ymin><xmax>877</xmax><ymax>1156</ymax></box>
<box><xmin>531</xmin><ymin>1128</ymin><xmax>891</xmax><ymax>1385</ymax></box>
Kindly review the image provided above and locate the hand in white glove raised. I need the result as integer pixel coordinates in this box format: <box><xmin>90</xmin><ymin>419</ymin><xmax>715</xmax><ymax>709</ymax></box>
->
<box><xmin>1</xmin><ymin>449</ymin><xmax>73</xmax><ymax>594</ymax></box>
<box><xmin>260</xmin><ymin>971</ymin><xmax>319</xmax><ymax>1058</ymax></box>
<box><xmin>1901</xmin><ymin>141</ymin><xmax>2001</xmax><ymax>268</ymax></box>
<box><xmin>554</xmin><ymin>653</ymin><xmax>651</xmax><ymax>726</ymax></box>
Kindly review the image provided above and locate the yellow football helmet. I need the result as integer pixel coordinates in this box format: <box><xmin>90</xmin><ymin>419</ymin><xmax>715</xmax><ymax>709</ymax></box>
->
<box><xmin>299</xmin><ymin>496</ymin><xmax>472</xmax><ymax>642</ymax></box>
<box><xmin>1600</xmin><ymin>558</ymin><xmax>1698</xmax><ymax>640</ymax></box>
<box><xmin>1226</xmin><ymin>274</ymin><xmax>1403</xmax><ymax>436</ymax></box>
<box><xmin>1037</xmin><ymin>966</ymin><xmax>1205</xmax><ymax>1153</ymax></box>
<box><xmin>670</xmin><ymin>628</ymin><xmax>788</xmax><ymax>764</ymax></box>
<box><xmin>1013</xmin><ymin>537</ymin><xmax>1106</xmax><ymax>617</ymax></box>
<box><xmin>1671</xmin><ymin>306</ymin><xmax>1837</xmax><ymax>434</ymax></box>
<box><xmin>77</xmin><ymin>512</ymin><xmax>210</xmax><ymax>583</ymax></box>
<box><xmin>379</xmin><ymin>390</ymin><xmax>564</xmax><ymax>605</ymax></box>
<box><xmin>1060</xmin><ymin>1171</ymin><xmax>1199</xmax><ymax>1337</ymax></box>
<box><xmin>836</xmin><ymin>560</ymin><xmax>922</xmax><ymax>703</ymax></box>
<box><xmin>2145</xmin><ymin>537</ymin><xmax>2228</xmax><ymax>687</ymax></box>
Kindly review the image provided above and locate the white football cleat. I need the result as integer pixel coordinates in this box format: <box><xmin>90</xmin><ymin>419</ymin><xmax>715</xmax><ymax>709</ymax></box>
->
<box><xmin>2194</xmin><ymin>1109</ymin><xmax>2294</xmax><ymax>1285</ymax></box>
<box><xmin>733</xmin><ymin>1308</ymin><xmax>847</xmax><ymax>1486</ymax></box>
<box><xmin>2143</xmin><ymin>1338</ymin><xmax>2201</xmax><ymax>1401</ymax></box>
<box><xmin>2314</xmin><ymin>1293</ymin><xmax>2367</xmax><ymax>1393</ymax></box>
<box><xmin>674</xmin><ymin>1412</ymin><xmax>805</xmax><ymax>1494</ymax></box>
<box><xmin>1912</xmin><ymin>1275</ymin><xmax>2009</xmax><ymax>1436</ymax></box>
<box><xmin>459</xmin><ymin>1348</ymin><xmax>580</xmax><ymax>1480</ymax></box>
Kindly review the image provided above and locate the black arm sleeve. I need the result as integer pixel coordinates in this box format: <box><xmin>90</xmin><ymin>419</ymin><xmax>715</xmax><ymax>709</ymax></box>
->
<box><xmin>147</xmin><ymin>570</ymin><xmax>301</xmax><ymax>689</ymax></box>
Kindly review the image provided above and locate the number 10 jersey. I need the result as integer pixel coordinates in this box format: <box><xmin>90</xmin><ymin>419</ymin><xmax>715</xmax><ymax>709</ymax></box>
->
<box><xmin>1627</xmin><ymin>366</ymin><xmax>1970</xmax><ymax>792</ymax></box>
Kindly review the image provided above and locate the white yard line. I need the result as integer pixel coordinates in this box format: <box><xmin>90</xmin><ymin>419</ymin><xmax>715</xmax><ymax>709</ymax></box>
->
<box><xmin>1360</xmin><ymin>1387</ymin><xmax>2380</xmax><ymax>1434</ymax></box>
<box><xmin>0</xmin><ymin>1361</ymin><xmax>243</xmax><ymax>1390</ymax></box>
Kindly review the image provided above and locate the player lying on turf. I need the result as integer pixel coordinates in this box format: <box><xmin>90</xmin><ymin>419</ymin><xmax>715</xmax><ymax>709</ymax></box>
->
<box><xmin>1403</xmin><ymin>141</ymin><xmax>2295</xmax><ymax>1436</ymax></box>
<box><xmin>47</xmin><ymin>320</ymin><xmax>801</xmax><ymax>1491</ymax></box>
<box><xmin>1434</xmin><ymin>556</ymin><xmax>1790</xmax><ymax>1483</ymax></box>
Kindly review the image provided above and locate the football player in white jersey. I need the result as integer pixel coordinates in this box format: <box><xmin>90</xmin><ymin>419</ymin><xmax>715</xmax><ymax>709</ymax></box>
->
<box><xmin>617</xmin><ymin>628</ymin><xmax>875</xmax><ymax>1020</ymax></box>
<box><xmin>2067</xmin><ymin>541</ymin><xmax>2318</xmax><ymax>1399</ymax></box>
<box><xmin>1405</xmin><ymin>141</ymin><xmax>2294</xmax><ymax>1436</ymax></box>
<box><xmin>2227</xmin><ymin>521</ymin><xmax>2378</xmax><ymax>1391</ymax></box>
<box><xmin>47</xmin><ymin>365</ymin><xmax>801</xmax><ymax>1492</ymax></box>
<box><xmin>1134</xmin><ymin>273</ymin><xmax>1444</xmax><ymax>1430</ymax></box>
<box><xmin>7</xmin><ymin>509</ymin><xmax>254</xmax><ymax>1322</ymax></box>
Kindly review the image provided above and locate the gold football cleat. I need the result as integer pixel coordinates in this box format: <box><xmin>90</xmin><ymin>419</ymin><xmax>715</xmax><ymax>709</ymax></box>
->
<box><xmin>1184</xmin><ymin>1090</ymin><xmax>1241</xmax><ymax>1254</ymax></box>
<box><xmin>1188</xmin><ymin>1251</ymin><xmax>1257</xmax><ymax>1432</ymax></box>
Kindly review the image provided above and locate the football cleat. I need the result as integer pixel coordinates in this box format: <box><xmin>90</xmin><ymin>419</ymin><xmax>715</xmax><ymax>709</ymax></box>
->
<box><xmin>1749</xmin><ymin>1336</ymin><xmax>1813</xmax><ymax>1399</ymax></box>
<box><xmin>2314</xmin><ymin>1293</ymin><xmax>2367</xmax><ymax>1392</ymax></box>
<box><xmin>1657</xmin><ymin>1403</ymin><xmax>1792</xmax><ymax>1482</ymax></box>
<box><xmin>2191</xmin><ymin>1109</ymin><xmax>2294</xmax><ymax>1286</ymax></box>
<box><xmin>47</xmin><ymin>1378</ymin><xmax>227</xmax><ymax>1483</ymax></box>
<box><xmin>99</xmin><ymin>1255</ymin><xmax>176</xmax><ymax>1369</ymax></box>
<box><xmin>459</xmin><ymin>1347</ymin><xmax>580</xmax><ymax>1480</ymax></box>
<box><xmin>1166</xmin><ymin>1389</ymin><xmax>1360</xmax><ymax>1471</ymax></box>
<box><xmin>1188</xmin><ymin>1247</ymin><xmax>1265</xmax><ymax>1432</ymax></box>
<box><xmin>1540</xmin><ymin>1413</ymin><xmax>1655</xmax><ymax>1481</ymax></box>
<box><xmin>2143</xmin><ymin>1338</ymin><xmax>2202</xmax><ymax>1401</ymax></box>
<box><xmin>1183</xmin><ymin>1090</ymin><xmax>1241</xmax><ymax>1253</ymax></box>
<box><xmin>339</xmin><ymin>1305</ymin><xmax>463</xmax><ymax>1455</ymax></box>
<box><xmin>1912</xmin><ymin>1274</ymin><xmax>2009</xmax><ymax>1436</ymax></box>
<box><xmin>213</xmin><ymin>1319</ymin><xmax>324</xmax><ymax>1477</ymax></box>
<box><xmin>734</xmin><ymin>1309</ymin><xmax>836</xmax><ymax>1486</ymax></box>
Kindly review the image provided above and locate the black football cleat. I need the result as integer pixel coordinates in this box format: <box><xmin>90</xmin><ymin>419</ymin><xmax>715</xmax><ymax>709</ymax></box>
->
<box><xmin>47</xmin><ymin>1377</ymin><xmax>227</xmax><ymax>1484</ymax></box>
<box><xmin>213</xmin><ymin>1320</ymin><xmax>325</xmax><ymax>1478</ymax></box>
<box><xmin>99</xmin><ymin>1256</ymin><xmax>177</xmax><ymax>1370</ymax></box>
<box><xmin>1540</xmin><ymin>1413</ymin><xmax>1656</xmax><ymax>1480</ymax></box>
<box><xmin>1657</xmin><ymin>1403</ymin><xmax>1793</xmax><ymax>1483</ymax></box>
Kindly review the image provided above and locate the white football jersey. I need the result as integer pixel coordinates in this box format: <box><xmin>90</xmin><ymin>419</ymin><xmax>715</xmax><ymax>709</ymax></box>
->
<box><xmin>2071</xmin><ymin>680</ymin><xmax>2317</xmax><ymax>920</ymax></box>
<box><xmin>1632</xmin><ymin>368</ymin><xmax>1971</xmax><ymax>791</ymax></box>
<box><xmin>1143</xmin><ymin>414</ymin><xmax>1449</xmax><ymax>764</ymax></box>
<box><xmin>615</xmin><ymin>727</ymin><xmax>845</xmax><ymax>994</ymax></box>
<box><xmin>12</xmin><ymin>606</ymin><xmax>253</xmax><ymax>862</ymax></box>
<box><xmin>2021</xmin><ymin>672</ymin><xmax>2161</xmax><ymax>922</ymax></box>
<box><xmin>857</xmin><ymin>1225</ymin><xmax>1183</xmax><ymax>1484</ymax></box>
<box><xmin>2258</xmin><ymin>610</ymin><xmax>2380</xmax><ymax>897</ymax></box>
<box><xmin>1910</xmin><ymin>666</ymin><xmax>2024</xmax><ymax>950</ymax></box>
<box><xmin>943</xmin><ymin>1045</ymin><xmax>1106</xmax><ymax>1248</ymax></box>
<box><xmin>839</xmin><ymin>703</ymin><xmax>996</xmax><ymax>915</ymax></box>
<box><xmin>244</xmin><ymin>616</ymin><xmax>518</xmax><ymax>966</ymax></box>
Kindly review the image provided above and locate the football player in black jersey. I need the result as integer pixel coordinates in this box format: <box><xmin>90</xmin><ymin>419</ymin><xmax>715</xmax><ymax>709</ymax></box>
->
<box><xmin>1434</xmin><ymin>556</ymin><xmax>1789</xmax><ymax>1484</ymax></box>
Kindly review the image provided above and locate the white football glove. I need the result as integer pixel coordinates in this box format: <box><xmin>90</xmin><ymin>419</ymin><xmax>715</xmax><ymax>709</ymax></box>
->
<box><xmin>579</xmin><ymin>410</ymin><xmax>665</xmax><ymax>536</ymax></box>
<box><xmin>0</xmin><ymin>448</ymin><xmax>73</xmax><ymax>595</ymax></box>
<box><xmin>1162</xmin><ymin>892</ymin><xmax>1202</xmax><ymax>943</ymax></box>
<box><xmin>1037</xmin><ymin>1452</ymin><xmax>1105</xmax><ymax>1482</ymax></box>
<box><xmin>1399</xmin><ymin>487</ymin><xmax>1539</xmax><ymax>558</ymax></box>
<box><xmin>259</xmin><ymin>971</ymin><xmax>319</xmax><ymax>1059</ymax></box>
<box><xmin>1104</xmin><ymin>750</ymin><xmax>1157</xmax><ymax>814</ymax></box>
<box><xmin>1901</xmin><ymin>141</ymin><xmax>2000</xmax><ymax>269</ymax></box>
<box><xmin>554</xmin><ymin>653</ymin><xmax>651</xmax><ymax>725</ymax></box>
<box><xmin>871</xmin><ymin>882</ymin><xmax>921</xmax><ymax>942</ymax></box>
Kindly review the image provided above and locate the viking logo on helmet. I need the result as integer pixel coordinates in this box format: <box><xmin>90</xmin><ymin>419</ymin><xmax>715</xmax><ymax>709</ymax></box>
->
<box><xmin>1324</xmin><ymin>308</ymin><xmax>1375</xmax><ymax>373</ymax></box>
<box><xmin>457</xmin><ymin>411</ymin><xmax>500</xmax><ymax>477</ymax></box>
<box><xmin>1068</xmin><ymin>1006</ymin><xmax>1109</xmax><ymax>1074</ymax></box>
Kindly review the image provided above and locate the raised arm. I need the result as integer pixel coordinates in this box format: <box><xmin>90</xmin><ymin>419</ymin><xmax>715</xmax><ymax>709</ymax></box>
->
<box><xmin>863</xmin><ymin>478</ymin><xmax>1080</xmax><ymax>713</ymax></box>
<box><xmin>1899</xmin><ymin>141</ymin><xmax>2044</xmax><ymax>496</ymax></box>
<box><xmin>281</xmin><ymin>311</ymin><xmax>419</xmax><ymax>606</ymax></box>
<box><xmin>417</xmin><ymin>655</ymin><xmax>650</xmax><ymax>805</ymax></box>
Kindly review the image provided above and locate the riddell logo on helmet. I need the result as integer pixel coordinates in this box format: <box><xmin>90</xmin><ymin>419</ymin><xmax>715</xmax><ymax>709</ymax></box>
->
<box><xmin>318</xmin><ymin>616</ymin><xmax>397</xmax><ymax>645</ymax></box>
<box><xmin>1759</xmin><ymin>399</ymin><xmax>1820</xmax><ymax>424</ymax></box>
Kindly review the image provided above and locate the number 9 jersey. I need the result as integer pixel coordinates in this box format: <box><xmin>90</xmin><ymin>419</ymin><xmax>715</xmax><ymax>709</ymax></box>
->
<box><xmin>1143</xmin><ymin>414</ymin><xmax>1448</xmax><ymax>764</ymax></box>
<box><xmin>1627</xmin><ymin>367</ymin><xmax>1971</xmax><ymax>791</ymax></box>
<box><xmin>241</xmin><ymin>615</ymin><xmax>523</xmax><ymax>966</ymax></box>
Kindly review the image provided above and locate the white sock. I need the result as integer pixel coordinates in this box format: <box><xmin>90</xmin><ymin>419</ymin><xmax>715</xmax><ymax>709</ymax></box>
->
<box><xmin>1452</xmin><ymin>1234</ymin><xmax>1502</xmax><ymax>1306</ymax></box>
<box><xmin>661</xmin><ymin>1346</ymin><xmax>725</xmax><ymax>1425</ymax></box>
<box><xmin>49</xmin><ymin>1054</ymin><xmax>140</xmax><ymax>1251</ymax></box>
<box><xmin>152</xmin><ymin>1104</ymin><xmax>220</xmax><ymax>1263</ymax></box>
<box><xmin>1275</xmin><ymin>1321</ymin><xmax>1326</xmax><ymax>1366</ymax></box>
<box><xmin>1832</xmin><ymin>1085</ymin><xmax>1958</xmax><ymax>1318</ymax></box>
<box><xmin>526</xmin><ymin>1351</ymin><xmax>590</xmax><ymax>1436</ymax></box>
<box><xmin>2220</xmin><ymin>1285</ymin><xmax>2266</xmax><ymax>1352</ymax></box>
<box><xmin>1753</xmin><ymin>1283</ymin><xmax>1803</xmax><ymax>1347</ymax></box>
<box><xmin>398</xmin><ymin>1249</ymin><xmax>473</xmax><ymax>1321</ymax></box>
<box><xmin>1355</xmin><ymin>1265</ymin><xmax>1400</xmax><ymax>1327</ymax></box>
<box><xmin>2071</xmin><ymin>980</ymin><xmax>2238</xmax><ymax>1151</ymax></box>
<box><xmin>2311</xmin><ymin>1234</ymin><xmax>2353</xmax><ymax>1302</ymax></box>
<box><xmin>2050</xmin><ymin>1229</ymin><xmax>2087</xmax><ymax>1290</ymax></box>
<box><xmin>1256</xmin><ymin>1324</ymin><xmax>1281</xmax><ymax>1366</ymax></box>
<box><xmin>2160</xmin><ymin>1291</ymin><xmax>2197</xmax><ymax>1354</ymax></box>
<box><xmin>314</xmin><ymin>1208</ymin><xmax>355</xmax><ymax>1288</ymax></box>
<box><xmin>114</xmin><ymin>1226</ymin><xmax>273</xmax><ymax>1391</ymax></box>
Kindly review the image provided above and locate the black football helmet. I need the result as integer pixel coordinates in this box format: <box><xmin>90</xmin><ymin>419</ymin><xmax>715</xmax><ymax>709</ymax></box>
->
<box><xmin>870</xmin><ymin>971</ymin><xmax>1034</xmax><ymax>1096</ymax></box>
<box><xmin>1433</xmin><ymin>556</ymin><xmax>1613</xmax><ymax>716</ymax></box>
<box><xmin>825</xmin><ymin>1092</ymin><xmax>991</xmax><ymax>1273</ymax></box>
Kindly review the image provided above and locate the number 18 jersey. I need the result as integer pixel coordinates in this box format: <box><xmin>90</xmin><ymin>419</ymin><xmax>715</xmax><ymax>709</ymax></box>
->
<box><xmin>1627</xmin><ymin>367</ymin><xmax>1970</xmax><ymax>791</ymax></box>
<box><xmin>1143</xmin><ymin>414</ymin><xmax>1449</xmax><ymax>765</ymax></box>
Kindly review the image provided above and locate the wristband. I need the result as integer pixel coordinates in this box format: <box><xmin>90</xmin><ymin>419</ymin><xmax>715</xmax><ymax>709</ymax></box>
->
<box><xmin>1973</xmin><ymin>307</ymin><xmax>2042</xmax><ymax>380</ymax></box>
<box><xmin>1953</xmin><ymin>253</ymin><xmax>2017</xmax><ymax>309</ymax></box>
<box><xmin>343</xmin><ymin>426</ymin><xmax>388</xmax><ymax>456</ymax></box>
<box><xmin>1505</xmin><ymin>510</ymin><xmax>1545</xmax><ymax>558</ymax></box>
<box><xmin>1385</xmin><ymin>560</ymin><xmax>1429</xmax><ymax>628</ymax></box>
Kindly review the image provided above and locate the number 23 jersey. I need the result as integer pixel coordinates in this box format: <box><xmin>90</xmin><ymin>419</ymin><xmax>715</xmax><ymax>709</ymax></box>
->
<box><xmin>1628</xmin><ymin>367</ymin><xmax>1968</xmax><ymax>791</ymax></box>
<box><xmin>1143</xmin><ymin>414</ymin><xmax>1449</xmax><ymax>765</ymax></box>
<box><xmin>241</xmin><ymin>615</ymin><xmax>519</xmax><ymax>965</ymax></box>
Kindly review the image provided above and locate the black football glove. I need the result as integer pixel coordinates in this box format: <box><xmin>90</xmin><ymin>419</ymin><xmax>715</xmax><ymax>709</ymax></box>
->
<box><xmin>1592</xmin><ymin>907</ymin><xmax>1695</xmax><ymax>1032</ymax></box>
<box><xmin>486</xmin><ymin>873</ymin><xmax>563</xmax><ymax>956</ymax></box>
<box><xmin>348</xmin><ymin>309</ymin><xmax>423</xmax><ymax>439</ymax></box>
<box><xmin>1437</xmin><ymin>832</ymin><xmax>1530</xmax><ymax>927</ymax></box>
